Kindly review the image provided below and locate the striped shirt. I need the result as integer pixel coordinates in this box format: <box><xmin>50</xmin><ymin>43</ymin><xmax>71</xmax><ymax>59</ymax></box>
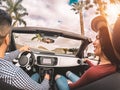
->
<box><xmin>0</xmin><ymin>50</ymin><xmax>50</xmax><ymax>90</ymax></box>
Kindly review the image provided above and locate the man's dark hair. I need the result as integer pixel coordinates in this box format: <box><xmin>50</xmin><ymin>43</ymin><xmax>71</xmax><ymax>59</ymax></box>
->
<box><xmin>0</xmin><ymin>9</ymin><xmax>12</xmax><ymax>45</ymax></box>
<box><xmin>0</xmin><ymin>9</ymin><xmax>12</xmax><ymax>25</ymax></box>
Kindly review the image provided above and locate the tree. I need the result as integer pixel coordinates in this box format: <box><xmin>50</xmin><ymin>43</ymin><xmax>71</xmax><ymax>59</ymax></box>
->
<box><xmin>63</xmin><ymin>48</ymin><xmax>68</xmax><ymax>54</ymax></box>
<box><xmin>72</xmin><ymin>0</ymin><xmax>120</xmax><ymax>36</ymax></box>
<box><xmin>69</xmin><ymin>48</ymin><xmax>78</xmax><ymax>54</ymax></box>
<box><xmin>71</xmin><ymin>0</ymin><xmax>93</xmax><ymax>36</ymax></box>
<box><xmin>0</xmin><ymin>0</ymin><xmax>28</xmax><ymax>26</ymax></box>
<box><xmin>12</xmin><ymin>11</ymin><xmax>28</xmax><ymax>26</ymax></box>
<box><xmin>31</xmin><ymin>34</ymin><xmax>42</xmax><ymax>41</ymax></box>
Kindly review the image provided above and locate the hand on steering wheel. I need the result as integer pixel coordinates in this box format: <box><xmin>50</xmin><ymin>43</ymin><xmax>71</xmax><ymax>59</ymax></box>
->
<box><xmin>18</xmin><ymin>45</ymin><xmax>30</xmax><ymax>52</ymax></box>
<box><xmin>18</xmin><ymin>51</ymin><xmax>35</xmax><ymax>70</ymax></box>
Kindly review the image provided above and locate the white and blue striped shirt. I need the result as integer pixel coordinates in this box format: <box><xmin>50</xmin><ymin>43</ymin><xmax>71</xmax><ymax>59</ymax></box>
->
<box><xmin>0</xmin><ymin>50</ymin><xmax>50</xmax><ymax>90</ymax></box>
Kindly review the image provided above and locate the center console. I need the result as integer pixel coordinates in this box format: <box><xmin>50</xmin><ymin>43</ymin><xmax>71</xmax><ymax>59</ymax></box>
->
<box><xmin>37</xmin><ymin>56</ymin><xmax>58</xmax><ymax>66</ymax></box>
<box><xmin>39</xmin><ymin>67</ymin><xmax>54</xmax><ymax>89</ymax></box>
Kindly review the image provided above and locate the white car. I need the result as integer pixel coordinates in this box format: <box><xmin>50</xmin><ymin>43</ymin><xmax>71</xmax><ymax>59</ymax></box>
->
<box><xmin>3</xmin><ymin>27</ymin><xmax>120</xmax><ymax>90</ymax></box>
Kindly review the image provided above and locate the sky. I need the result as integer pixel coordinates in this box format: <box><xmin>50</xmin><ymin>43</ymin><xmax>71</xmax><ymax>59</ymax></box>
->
<box><xmin>21</xmin><ymin>0</ymin><xmax>120</xmax><ymax>53</ymax></box>
<box><xmin>21</xmin><ymin>0</ymin><xmax>98</xmax><ymax>53</ymax></box>
<box><xmin>22</xmin><ymin>0</ymin><xmax>96</xmax><ymax>34</ymax></box>
<box><xmin>21</xmin><ymin>0</ymin><xmax>120</xmax><ymax>32</ymax></box>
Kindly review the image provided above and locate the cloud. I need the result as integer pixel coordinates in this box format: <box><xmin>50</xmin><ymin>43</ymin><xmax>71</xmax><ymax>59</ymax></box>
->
<box><xmin>21</xmin><ymin>0</ymin><xmax>98</xmax><ymax>53</ymax></box>
<box><xmin>22</xmin><ymin>0</ymin><xmax>83</xmax><ymax>33</ymax></box>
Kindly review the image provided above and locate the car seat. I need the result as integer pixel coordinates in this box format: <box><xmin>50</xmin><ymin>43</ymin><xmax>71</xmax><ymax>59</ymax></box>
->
<box><xmin>0</xmin><ymin>79</ymin><xmax>22</xmax><ymax>90</ymax></box>
<box><xmin>74</xmin><ymin>72</ymin><xmax>120</xmax><ymax>90</ymax></box>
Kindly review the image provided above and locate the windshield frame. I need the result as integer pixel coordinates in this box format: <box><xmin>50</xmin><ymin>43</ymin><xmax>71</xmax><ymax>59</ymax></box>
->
<box><xmin>9</xmin><ymin>27</ymin><xmax>92</xmax><ymax>58</ymax></box>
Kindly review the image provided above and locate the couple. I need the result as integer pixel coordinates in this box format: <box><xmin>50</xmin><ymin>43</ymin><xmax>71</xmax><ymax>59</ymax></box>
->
<box><xmin>0</xmin><ymin>9</ymin><xmax>120</xmax><ymax>90</ymax></box>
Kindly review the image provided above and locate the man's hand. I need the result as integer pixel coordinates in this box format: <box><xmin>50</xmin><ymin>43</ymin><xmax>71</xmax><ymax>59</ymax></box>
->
<box><xmin>19</xmin><ymin>46</ymin><xmax>30</xmax><ymax>52</ymax></box>
<box><xmin>44</xmin><ymin>73</ymin><xmax>50</xmax><ymax>80</ymax></box>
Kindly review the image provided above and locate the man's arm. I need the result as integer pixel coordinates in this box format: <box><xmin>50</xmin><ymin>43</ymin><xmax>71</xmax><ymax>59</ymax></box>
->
<box><xmin>4</xmin><ymin>46</ymin><xmax>30</xmax><ymax>62</ymax></box>
<box><xmin>13</xmin><ymin>68</ymin><xmax>50</xmax><ymax>90</ymax></box>
<box><xmin>4</xmin><ymin>50</ymin><xmax>20</xmax><ymax>62</ymax></box>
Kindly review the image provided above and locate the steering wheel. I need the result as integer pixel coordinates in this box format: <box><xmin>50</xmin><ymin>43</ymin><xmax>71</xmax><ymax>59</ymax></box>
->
<box><xmin>18</xmin><ymin>51</ymin><xmax>35</xmax><ymax>70</ymax></box>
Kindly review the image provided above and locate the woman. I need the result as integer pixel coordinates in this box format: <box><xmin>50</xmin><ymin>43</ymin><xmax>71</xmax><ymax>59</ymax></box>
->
<box><xmin>55</xmin><ymin>16</ymin><xmax>120</xmax><ymax>90</ymax></box>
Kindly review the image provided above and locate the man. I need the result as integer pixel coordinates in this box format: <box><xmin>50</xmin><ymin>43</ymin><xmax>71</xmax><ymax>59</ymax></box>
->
<box><xmin>0</xmin><ymin>9</ymin><xmax>50</xmax><ymax>90</ymax></box>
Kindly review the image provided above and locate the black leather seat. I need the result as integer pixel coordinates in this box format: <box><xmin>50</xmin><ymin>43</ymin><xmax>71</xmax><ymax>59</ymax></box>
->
<box><xmin>0</xmin><ymin>80</ymin><xmax>22</xmax><ymax>90</ymax></box>
<box><xmin>74</xmin><ymin>72</ymin><xmax>120</xmax><ymax>90</ymax></box>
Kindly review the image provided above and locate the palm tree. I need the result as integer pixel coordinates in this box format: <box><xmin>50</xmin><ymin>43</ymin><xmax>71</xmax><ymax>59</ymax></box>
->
<box><xmin>12</xmin><ymin>11</ymin><xmax>28</xmax><ymax>26</ymax></box>
<box><xmin>71</xmin><ymin>0</ymin><xmax>93</xmax><ymax>36</ymax></box>
<box><xmin>69</xmin><ymin>48</ymin><xmax>78</xmax><ymax>54</ymax></box>
<box><xmin>72</xmin><ymin>0</ymin><xmax>120</xmax><ymax>36</ymax></box>
<box><xmin>0</xmin><ymin>0</ymin><xmax>28</xmax><ymax>26</ymax></box>
<box><xmin>63</xmin><ymin>48</ymin><xmax>68</xmax><ymax>54</ymax></box>
<box><xmin>31</xmin><ymin>34</ymin><xmax>43</xmax><ymax>41</ymax></box>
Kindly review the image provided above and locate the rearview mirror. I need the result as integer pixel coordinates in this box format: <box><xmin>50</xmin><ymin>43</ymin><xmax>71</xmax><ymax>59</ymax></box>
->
<box><xmin>42</xmin><ymin>37</ymin><xmax>54</xmax><ymax>43</ymax></box>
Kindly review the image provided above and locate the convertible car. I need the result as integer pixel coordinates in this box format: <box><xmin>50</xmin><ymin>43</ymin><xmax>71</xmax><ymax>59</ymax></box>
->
<box><xmin>1</xmin><ymin>27</ymin><xmax>120</xmax><ymax>90</ymax></box>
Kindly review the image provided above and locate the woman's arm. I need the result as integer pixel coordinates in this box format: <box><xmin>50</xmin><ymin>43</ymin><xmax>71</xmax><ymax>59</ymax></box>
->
<box><xmin>84</xmin><ymin>59</ymin><xmax>95</xmax><ymax>67</ymax></box>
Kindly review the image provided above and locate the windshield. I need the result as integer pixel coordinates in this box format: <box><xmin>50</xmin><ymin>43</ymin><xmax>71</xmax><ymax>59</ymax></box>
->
<box><xmin>13</xmin><ymin>33</ymin><xmax>82</xmax><ymax>56</ymax></box>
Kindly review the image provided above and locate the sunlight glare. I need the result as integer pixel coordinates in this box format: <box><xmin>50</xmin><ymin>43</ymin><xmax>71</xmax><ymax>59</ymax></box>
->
<box><xmin>106</xmin><ymin>4</ymin><xmax>120</xmax><ymax>25</ymax></box>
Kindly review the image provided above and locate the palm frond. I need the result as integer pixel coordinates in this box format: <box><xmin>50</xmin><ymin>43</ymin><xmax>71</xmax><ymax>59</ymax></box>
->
<box><xmin>31</xmin><ymin>37</ymin><xmax>37</xmax><ymax>40</ymax></box>
<box><xmin>6</xmin><ymin>0</ymin><xmax>13</xmax><ymax>8</ymax></box>
<box><xmin>15</xmin><ymin>0</ymin><xmax>22</xmax><ymax>6</ymax></box>
<box><xmin>19</xmin><ymin>19</ymin><xmax>26</xmax><ymax>26</ymax></box>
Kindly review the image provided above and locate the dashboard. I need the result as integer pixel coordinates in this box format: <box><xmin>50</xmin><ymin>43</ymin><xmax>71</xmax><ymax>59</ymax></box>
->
<box><xmin>34</xmin><ymin>53</ymin><xmax>82</xmax><ymax>67</ymax></box>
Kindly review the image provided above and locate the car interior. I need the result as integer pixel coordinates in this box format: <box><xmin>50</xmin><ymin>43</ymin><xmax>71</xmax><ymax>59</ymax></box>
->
<box><xmin>1</xmin><ymin>27</ymin><xmax>120</xmax><ymax>90</ymax></box>
<box><xmin>75</xmin><ymin>72</ymin><xmax>120</xmax><ymax>90</ymax></box>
